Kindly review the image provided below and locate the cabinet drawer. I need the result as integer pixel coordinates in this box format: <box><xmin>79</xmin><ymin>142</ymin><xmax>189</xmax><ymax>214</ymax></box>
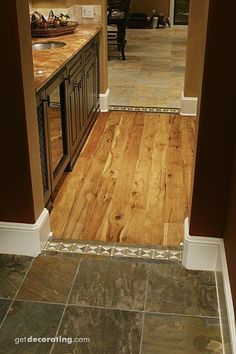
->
<box><xmin>67</xmin><ymin>52</ymin><xmax>83</xmax><ymax>81</ymax></box>
<box><xmin>84</xmin><ymin>40</ymin><xmax>95</xmax><ymax>63</ymax></box>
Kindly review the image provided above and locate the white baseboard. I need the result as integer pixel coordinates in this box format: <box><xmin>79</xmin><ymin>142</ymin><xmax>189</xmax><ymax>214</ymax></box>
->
<box><xmin>216</xmin><ymin>241</ymin><xmax>236</xmax><ymax>353</ymax></box>
<box><xmin>0</xmin><ymin>208</ymin><xmax>51</xmax><ymax>257</ymax></box>
<box><xmin>99</xmin><ymin>88</ymin><xmax>110</xmax><ymax>112</ymax></box>
<box><xmin>183</xmin><ymin>217</ymin><xmax>236</xmax><ymax>353</ymax></box>
<box><xmin>182</xmin><ymin>218</ymin><xmax>221</xmax><ymax>270</ymax></box>
<box><xmin>180</xmin><ymin>92</ymin><xmax>198</xmax><ymax>116</ymax></box>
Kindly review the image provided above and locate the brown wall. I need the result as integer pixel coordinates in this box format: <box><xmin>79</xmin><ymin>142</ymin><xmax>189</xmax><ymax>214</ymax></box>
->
<box><xmin>184</xmin><ymin>0</ymin><xmax>209</xmax><ymax>97</ymax></box>
<box><xmin>130</xmin><ymin>0</ymin><xmax>170</xmax><ymax>16</ymax></box>
<box><xmin>0</xmin><ymin>0</ymin><xmax>44</xmax><ymax>224</ymax></box>
<box><xmin>189</xmin><ymin>0</ymin><xmax>236</xmax><ymax>238</ymax></box>
<box><xmin>189</xmin><ymin>0</ymin><xmax>236</xmax><ymax>313</ymax></box>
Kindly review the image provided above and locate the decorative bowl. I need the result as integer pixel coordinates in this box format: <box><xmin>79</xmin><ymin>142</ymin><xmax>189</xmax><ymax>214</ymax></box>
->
<box><xmin>31</xmin><ymin>21</ymin><xmax>79</xmax><ymax>37</ymax></box>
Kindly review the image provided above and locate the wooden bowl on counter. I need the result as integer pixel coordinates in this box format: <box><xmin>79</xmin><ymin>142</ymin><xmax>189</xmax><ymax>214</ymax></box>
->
<box><xmin>31</xmin><ymin>21</ymin><xmax>79</xmax><ymax>37</ymax></box>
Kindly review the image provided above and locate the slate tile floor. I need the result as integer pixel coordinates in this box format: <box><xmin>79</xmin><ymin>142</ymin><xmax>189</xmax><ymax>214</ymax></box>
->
<box><xmin>0</xmin><ymin>253</ymin><xmax>223</xmax><ymax>353</ymax></box>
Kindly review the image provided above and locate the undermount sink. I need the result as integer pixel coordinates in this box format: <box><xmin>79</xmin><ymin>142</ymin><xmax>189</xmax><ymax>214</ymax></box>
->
<box><xmin>32</xmin><ymin>41</ymin><xmax>66</xmax><ymax>50</ymax></box>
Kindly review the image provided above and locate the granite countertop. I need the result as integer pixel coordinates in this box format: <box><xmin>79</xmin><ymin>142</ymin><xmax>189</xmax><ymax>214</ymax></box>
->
<box><xmin>33</xmin><ymin>24</ymin><xmax>102</xmax><ymax>92</ymax></box>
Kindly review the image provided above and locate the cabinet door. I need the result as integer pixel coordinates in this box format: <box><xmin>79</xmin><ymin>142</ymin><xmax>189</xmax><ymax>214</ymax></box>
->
<box><xmin>77</xmin><ymin>73</ymin><xmax>86</xmax><ymax>136</ymax></box>
<box><xmin>67</xmin><ymin>70</ymin><xmax>85</xmax><ymax>160</ymax></box>
<box><xmin>84</xmin><ymin>56</ymin><xmax>96</xmax><ymax>126</ymax></box>
<box><xmin>45</xmin><ymin>71</ymin><xmax>70</xmax><ymax>191</ymax></box>
<box><xmin>37</xmin><ymin>100</ymin><xmax>52</xmax><ymax>207</ymax></box>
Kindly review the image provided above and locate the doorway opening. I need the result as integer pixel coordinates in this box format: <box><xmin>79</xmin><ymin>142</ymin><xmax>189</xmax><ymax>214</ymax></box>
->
<box><xmin>108</xmin><ymin>0</ymin><xmax>189</xmax><ymax>111</ymax></box>
<box><xmin>174</xmin><ymin>0</ymin><xmax>190</xmax><ymax>25</ymax></box>
<box><xmin>49</xmin><ymin>0</ymin><xmax>195</xmax><ymax>250</ymax></box>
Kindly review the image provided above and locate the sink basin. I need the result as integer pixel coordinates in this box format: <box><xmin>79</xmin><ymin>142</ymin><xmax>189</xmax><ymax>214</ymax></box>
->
<box><xmin>32</xmin><ymin>41</ymin><xmax>66</xmax><ymax>50</ymax></box>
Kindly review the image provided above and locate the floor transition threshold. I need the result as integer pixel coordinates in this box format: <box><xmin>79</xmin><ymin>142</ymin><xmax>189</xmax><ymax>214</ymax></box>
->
<box><xmin>43</xmin><ymin>238</ymin><xmax>182</xmax><ymax>262</ymax></box>
<box><xmin>109</xmin><ymin>105</ymin><xmax>180</xmax><ymax>114</ymax></box>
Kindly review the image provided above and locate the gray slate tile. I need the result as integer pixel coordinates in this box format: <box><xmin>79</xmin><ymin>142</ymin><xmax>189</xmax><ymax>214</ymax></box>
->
<box><xmin>52</xmin><ymin>305</ymin><xmax>143</xmax><ymax>354</ymax></box>
<box><xmin>69</xmin><ymin>258</ymin><xmax>149</xmax><ymax>311</ymax></box>
<box><xmin>142</xmin><ymin>313</ymin><xmax>222</xmax><ymax>353</ymax></box>
<box><xmin>0</xmin><ymin>299</ymin><xmax>11</xmax><ymax>324</ymax></box>
<box><xmin>0</xmin><ymin>255</ymin><xmax>32</xmax><ymax>299</ymax></box>
<box><xmin>0</xmin><ymin>301</ymin><xmax>64</xmax><ymax>354</ymax></box>
<box><xmin>146</xmin><ymin>263</ymin><xmax>218</xmax><ymax>317</ymax></box>
<box><xmin>16</xmin><ymin>255</ymin><xmax>81</xmax><ymax>303</ymax></box>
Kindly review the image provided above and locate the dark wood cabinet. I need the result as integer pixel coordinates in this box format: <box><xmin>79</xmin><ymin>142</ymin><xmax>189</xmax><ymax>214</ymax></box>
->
<box><xmin>67</xmin><ymin>66</ymin><xmax>84</xmax><ymax>160</ymax></box>
<box><xmin>37</xmin><ymin>100</ymin><xmax>52</xmax><ymax>206</ymax></box>
<box><xmin>37</xmin><ymin>69</ymin><xmax>70</xmax><ymax>207</ymax></box>
<box><xmin>84</xmin><ymin>39</ymin><xmax>97</xmax><ymax>126</ymax></box>
<box><xmin>67</xmin><ymin>35</ymin><xmax>100</xmax><ymax>166</ymax></box>
<box><xmin>85</xmin><ymin>56</ymin><xmax>96</xmax><ymax>126</ymax></box>
<box><xmin>37</xmin><ymin>35</ymin><xmax>100</xmax><ymax>206</ymax></box>
<box><xmin>45</xmin><ymin>72</ymin><xmax>70</xmax><ymax>190</ymax></box>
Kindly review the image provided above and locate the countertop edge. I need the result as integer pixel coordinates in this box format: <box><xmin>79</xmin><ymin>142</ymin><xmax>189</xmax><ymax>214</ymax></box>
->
<box><xmin>34</xmin><ymin>25</ymin><xmax>102</xmax><ymax>94</ymax></box>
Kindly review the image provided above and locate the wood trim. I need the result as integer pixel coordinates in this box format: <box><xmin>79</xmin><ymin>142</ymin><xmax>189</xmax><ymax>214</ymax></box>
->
<box><xmin>0</xmin><ymin>0</ymin><xmax>44</xmax><ymax>224</ymax></box>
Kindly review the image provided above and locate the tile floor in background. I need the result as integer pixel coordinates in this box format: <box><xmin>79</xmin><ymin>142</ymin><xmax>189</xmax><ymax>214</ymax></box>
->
<box><xmin>0</xmin><ymin>252</ymin><xmax>223</xmax><ymax>353</ymax></box>
<box><xmin>108</xmin><ymin>27</ymin><xmax>187</xmax><ymax>109</ymax></box>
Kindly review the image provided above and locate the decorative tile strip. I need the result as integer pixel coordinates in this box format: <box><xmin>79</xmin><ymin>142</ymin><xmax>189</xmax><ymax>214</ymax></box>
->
<box><xmin>109</xmin><ymin>105</ymin><xmax>180</xmax><ymax>114</ymax></box>
<box><xmin>43</xmin><ymin>239</ymin><xmax>182</xmax><ymax>262</ymax></box>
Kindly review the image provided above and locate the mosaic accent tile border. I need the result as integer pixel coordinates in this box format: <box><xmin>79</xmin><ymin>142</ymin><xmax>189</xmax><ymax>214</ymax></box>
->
<box><xmin>109</xmin><ymin>105</ymin><xmax>180</xmax><ymax>114</ymax></box>
<box><xmin>43</xmin><ymin>240</ymin><xmax>182</xmax><ymax>262</ymax></box>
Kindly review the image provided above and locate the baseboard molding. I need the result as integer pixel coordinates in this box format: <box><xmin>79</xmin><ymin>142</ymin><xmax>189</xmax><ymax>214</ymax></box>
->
<box><xmin>216</xmin><ymin>241</ymin><xmax>236</xmax><ymax>353</ymax></box>
<box><xmin>99</xmin><ymin>88</ymin><xmax>110</xmax><ymax>112</ymax></box>
<box><xmin>183</xmin><ymin>217</ymin><xmax>236</xmax><ymax>353</ymax></box>
<box><xmin>182</xmin><ymin>218</ymin><xmax>221</xmax><ymax>270</ymax></box>
<box><xmin>0</xmin><ymin>208</ymin><xmax>51</xmax><ymax>257</ymax></box>
<box><xmin>180</xmin><ymin>92</ymin><xmax>198</xmax><ymax>116</ymax></box>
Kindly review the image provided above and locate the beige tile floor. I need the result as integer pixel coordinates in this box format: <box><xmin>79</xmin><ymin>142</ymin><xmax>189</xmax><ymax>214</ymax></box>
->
<box><xmin>108</xmin><ymin>27</ymin><xmax>188</xmax><ymax>108</ymax></box>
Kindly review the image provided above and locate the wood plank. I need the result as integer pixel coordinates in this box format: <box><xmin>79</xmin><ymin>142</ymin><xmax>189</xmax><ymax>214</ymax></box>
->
<box><xmin>80</xmin><ymin>112</ymin><xmax>108</xmax><ymax>158</ymax></box>
<box><xmin>163</xmin><ymin>222</ymin><xmax>184</xmax><ymax>246</ymax></box>
<box><xmin>119</xmin><ymin>113</ymin><xmax>160</xmax><ymax>244</ymax></box>
<box><xmin>82</xmin><ymin>112</ymin><xmax>136</xmax><ymax>241</ymax></box>
<box><xmin>51</xmin><ymin>111</ymin><xmax>119</xmax><ymax>238</ymax></box>
<box><xmin>143</xmin><ymin>114</ymin><xmax>170</xmax><ymax>244</ymax></box>
<box><xmin>64</xmin><ymin>114</ymin><xmax>121</xmax><ymax>238</ymax></box>
<box><xmin>50</xmin><ymin>113</ymin><xmax>110</xmax><ymax>236</ymax></box>
<box><xmin>96</xmin><ymin>112</ymin><xmax>145</xmax><ymax>243</ymax></box>
<box><xmin>164</xmin><ymin>114</ymin><xmax>185</xmax><ymax>224</ymax></box>
<box><xmin>181</xmin><ymin>116</ymin><xmax>195</xmax><ymax>218</ymax></box>
<box><xmin>50</xmin><ymin>157</ymin><xmax>91</xmax><ymax>236</ymax></box>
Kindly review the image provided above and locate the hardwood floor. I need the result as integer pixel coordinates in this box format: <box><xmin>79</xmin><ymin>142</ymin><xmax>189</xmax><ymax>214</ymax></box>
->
<box><xmin>50</xmin><ymin>111</ymin><xmax>195</xmax><ymax>246</ymax></box>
